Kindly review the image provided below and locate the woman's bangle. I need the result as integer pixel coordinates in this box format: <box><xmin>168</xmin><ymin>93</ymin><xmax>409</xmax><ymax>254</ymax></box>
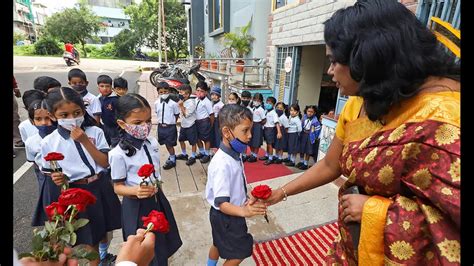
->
<box><xmin>281</xmin><ymin>187</ymin><xmax>288</xmax><ymax>201</ymax></box>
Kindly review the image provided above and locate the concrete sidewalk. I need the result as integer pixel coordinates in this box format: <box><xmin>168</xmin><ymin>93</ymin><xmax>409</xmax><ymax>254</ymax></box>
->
<box><xmin>108</xmin><ymin>72</ymin><xmax>340</xmax><ymax>265</ymax></box>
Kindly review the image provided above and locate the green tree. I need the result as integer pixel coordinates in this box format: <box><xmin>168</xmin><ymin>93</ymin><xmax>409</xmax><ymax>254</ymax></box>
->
<box><xmin>124</xmin><ymin>0</ymin><xmax>188</xmax><ymax>61</ymax></box>
<box><xmin>43</xmin><ymin>0</ymin><xmax>102</xmax><ymax>57</ymax></box>
<box><xmin>113</xmin><ymin>29</ymin><xmax>138</xmax><ymax>58</ymax></box>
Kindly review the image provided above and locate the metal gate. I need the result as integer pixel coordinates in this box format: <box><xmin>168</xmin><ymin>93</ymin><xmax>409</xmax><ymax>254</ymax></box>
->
<box><xmin>273</xmin><ymin>46</ymin><xmax>301</xmax><ymax>104</ymax></box>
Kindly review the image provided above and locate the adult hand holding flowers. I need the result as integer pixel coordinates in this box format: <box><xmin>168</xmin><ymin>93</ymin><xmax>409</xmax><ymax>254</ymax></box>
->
<box><xmin>116</xmin><ymin>229</ymin><xmax>156</xmax><ymax>266</ymax></box>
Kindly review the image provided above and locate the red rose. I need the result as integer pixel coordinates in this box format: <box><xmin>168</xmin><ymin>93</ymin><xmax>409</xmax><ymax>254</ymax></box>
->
<box><xmin>142</xmin><ymin>210</ymin><xmax>169</xmax><ymax>233</ymax></box>
<box><xmin>45</xmin><ymin>202</ymin><xmax>68</xmax><ymax>220</ymax></box>
<box><xmin>138</xmin><ymin>164</ymin><xmax>155</xmax><ymax>178</ymax></box>
<box><xmin>44</xmin><ymin>152</ymin><xmax>65</xmax><ymax>161</ymax></box>
<box><xmin>251</xmin><ymin>185</ymin><xmax>272</xmax><ymax>200</ymax></box>
<box><xmin>58</xmin><ymin>188</ymin><xmax>96</xmax><ymax>210</ymax></box>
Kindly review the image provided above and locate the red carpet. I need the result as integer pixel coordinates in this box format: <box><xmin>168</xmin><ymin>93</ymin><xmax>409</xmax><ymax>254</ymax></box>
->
<box><xmin>244</xmin><ymin>148</ymin><xmax>293</xmax><ymax>184</ymax></box>
<box><xmin>252</xmin><ymin>222</ymin><xmax>339</xmax><ymax>265</ymax></box>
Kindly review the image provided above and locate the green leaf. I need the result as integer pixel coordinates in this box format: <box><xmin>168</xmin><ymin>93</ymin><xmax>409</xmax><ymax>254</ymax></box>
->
<box><xmin>73</xmin><ymin>218</ymin><xmax>89</xmax><ymax>230</ymax></box>
<box><xmin>70</xmin><ymin>232</ymin><xmax>77</xmax><ymax>246</ymax></box>
<box><xmin>65</xmin><ymin>221</ymin><xmax>74</xmax><ymax>233</ymax></box>
<box><xmin>45</xmin><ymin>221</ymin><xmax>54</xmax><ymax>233</ymax></box>
<box><xmin>32</xmin><ymin>234</ymin><xmax>44</xmax><ymax>252</ymax></box>
<box><xmin>84</xmin><ymin>250</ymin><xmax>100</xmax><ymax>261</ymax></box>
<box><xmin>18</xmin><ymin>252</ymin><xmax>34</xmax><ymax>259</ymax></box>
<box><xmin>60</xmin><ymin>233</ymin><xmax>71</xmax><ymax>243</ymax></box>
<box><xmin>38</xmin><ymin>229</ymin><xmax>48</xmax><ymax>239</ymax></box>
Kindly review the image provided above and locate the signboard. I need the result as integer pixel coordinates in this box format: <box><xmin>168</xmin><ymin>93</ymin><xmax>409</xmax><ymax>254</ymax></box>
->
<box><xmin>284</xmin><ymin>56</ymin><xmax>293</xmax><ymax>73</ymax></box>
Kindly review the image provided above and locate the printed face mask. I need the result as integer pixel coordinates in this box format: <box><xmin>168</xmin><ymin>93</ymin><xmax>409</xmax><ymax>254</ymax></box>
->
<box><xmin>57</xmin><ymin>116</ymin><xmax>84</xmax><ymax>131</ymax></box>
<box><xmin>123</xmin><ymin>122</ymin><xmax>152</xmax><ymax>140</ymax></box>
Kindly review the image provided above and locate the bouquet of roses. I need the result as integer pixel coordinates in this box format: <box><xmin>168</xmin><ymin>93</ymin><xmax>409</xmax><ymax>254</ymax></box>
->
<box><xmin>142</xmin><ymin>210</ymin><xmax>170</xmax><ymax>234</ymax></box>
<box><xmin>138</xmin><ymin>164</ymin><xmax>163</xmax><ymax>189</ymax></box>
<box><xmin>44</xmin><ymin>152</ymin><xmax>68</xmax><ymax>191</ymax></box>
<box><xmin>18</xmin><ymin>188</ymin><xmax>99</xmax><ymax>263</ymax></box>
<box><xmin>251</xmin><ymin>184</ymin><xmax>272</xmax><ymax>223</ymax></box>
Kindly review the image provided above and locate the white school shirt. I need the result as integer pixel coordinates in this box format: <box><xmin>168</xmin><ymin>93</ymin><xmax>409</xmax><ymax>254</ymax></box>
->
<box><xmin>180</xmin><ymin>98</ymin><xmax>197</xmax><ymax>128</ymax></box>
<box><xmin>206</xmin><ymin>144</ymin><xmax>247</xmax><ymax>210</ymax></box>
<box><xmin>212</xmin><ymin>101</ymin><xmax>224</xmax><ymax>118</ymax></box>
<box><xmin>154</xmin><ymin>98</ymin><xmax>180</xmax><ymax>125</ymax></box>
<box><xmin>287</xmin><ymin>116</ymin><xmax>303</xmax><ymax>133</ymax></box>
<box><xmin>195</xmin><ymin>97</ymin><xmax>213</xmax><ymax>120</ymax></box>
<box><xmin>40</xmin><ymin>126</ymin><xmax>109</xmax><ymax>182</ymax></box>
<box><xmin>83</xmin><ymin>91</ymin><xmax>102</xmax><ymax>118</ymax></box>
<box><xmin>251</xmin><ymin>106</ymin><xmax>266</xmax><ymax>122</ymax></box>
<box><xmin>278</xmin><ymin>114</ymin><xmax>290</xmax><ymax>129</ymax></box>
<box><xmin>109</xmin><ymin>136</ymin><xmax>161</xmax><ymax>186</ymax></box>
<box><xmin>25</xmin><ymin>133</ymin><xmax>45</xmax><ymax>167</ymax></box>
<box><xmin>18</xmin><ymin>119</ymin><xmax>38</xmax><ymax>143</ymax></box>
<box><xmin>264</xmin><ymin>109</ymin><xmax>279</xmax><ymax>128</ymax></box>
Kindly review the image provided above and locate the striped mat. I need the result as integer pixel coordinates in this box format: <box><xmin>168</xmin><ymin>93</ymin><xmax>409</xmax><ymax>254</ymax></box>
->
<box><xmin>252</xmin><ymin>222</ymin><xmax>339</xmax><ymax>265</ymax></box>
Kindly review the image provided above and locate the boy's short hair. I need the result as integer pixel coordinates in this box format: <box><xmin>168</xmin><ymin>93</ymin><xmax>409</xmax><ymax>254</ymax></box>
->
<box><xmin>266</xmin><ymin>96</ymin><xmax>276</xmax><ymax>105</ymax></box>
<box><xmin>241</xmin><ymin>90</ymin><xmax>251</xmax><ymax>98</ymax></box>
<box><xmin>196</xmin><ymin>81</ymin><xmax>209</xmax><ymax>91</ymax></box>
<box><xmin>219</xmin><ymin>104</ymin><xmax>253</xmax><ymax>131</ymax></box>
<box><xmin>67</xmin><ymin>68</ymin><xmax>87</xmax><ymax>81</ymax></box>
<box><xmin>157</xmin><ymin>81</ymin><xmax>170</xmax><ymax>90</ymax></box>
<box><xmin>97</xmin><ymin>75</ymin><xmax>112</xmax><ymax>85</ymax></box>
<box><xmin>113</xmin><ymin>77</ymin><xmax>128</xmax><ymax>89</ymax></box>
<box><xmin>33</xmin><ymin>76</ymin><xmax>61</xmax><ymax>93</ymax></box>
<box><xmin>178</xmin><ymin>84</ymin><xmax>192</xmax><ymax>94</ymax></box>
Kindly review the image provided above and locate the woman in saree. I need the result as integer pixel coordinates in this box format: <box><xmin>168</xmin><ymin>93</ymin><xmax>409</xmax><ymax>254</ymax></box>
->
<box><xmin>260</xmin><ymin>0</ymin><xmax>460</xmax><ymax>264</ymax></box>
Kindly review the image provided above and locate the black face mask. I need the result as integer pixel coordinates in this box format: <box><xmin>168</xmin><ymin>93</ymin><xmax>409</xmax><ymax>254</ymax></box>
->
<box><xmin>178</xmin><ymin>94</ymin><xmax>185</xmax><ymax>101</ymax></box>
<box><xmin>72</xmin><ymin>85</ymin><xmax>87</xmax><ymax>94</ymax></box>
<box><xmin>276</xmin><ymin>109</ymin><xmax>284</xmax><ymax>117</ymax></box>
<box><xmin>241</xmin><ymin>100</ymin><xmax>250</xmax><ymax>107</ymax></box>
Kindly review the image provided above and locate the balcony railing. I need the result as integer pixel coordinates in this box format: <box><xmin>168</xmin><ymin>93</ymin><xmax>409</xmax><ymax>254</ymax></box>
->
<box><xmin>416</xmin><ymin>0</ymin><xmax>460</xmax><ymax>29</ymax></box>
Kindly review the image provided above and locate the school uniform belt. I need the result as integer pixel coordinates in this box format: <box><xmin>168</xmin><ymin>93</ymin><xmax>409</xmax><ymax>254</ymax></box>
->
<box><xmin>71</xmin><ymin>174</ymin><xmax>99</xmax><ymax>184</ymax></box>
<box><xmin>158</xmin><ymin>123</ymin><xmax>174</xmax><ymax>127</ymax></box>
<box><xmin>196</xmin><ymin>117</ymin><xmax>210</xmax><ymax>121</ymax></box>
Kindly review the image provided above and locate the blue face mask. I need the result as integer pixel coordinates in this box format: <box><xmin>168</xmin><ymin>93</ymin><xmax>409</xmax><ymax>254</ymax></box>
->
<box><xmin>264</xmin><ymin>103</ymin><xmax>273</xmax><ymax>110</ymax></box>
<box><xmin>36</xmin><ymin>124</ymin><xmax>57</xmax><ymax>138</ymax></box>
<box><xmin>229</xmin><ymin>130</ymin><xmax>248</xmax><ymax>154</ymax></box>
<box><xmin>276</xmin><ymin>109</ymin><xmax>284</xmax><ymax>116</ymax></box>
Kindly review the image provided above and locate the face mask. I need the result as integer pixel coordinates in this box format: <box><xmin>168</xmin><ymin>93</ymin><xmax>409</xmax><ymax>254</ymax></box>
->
<box><xmin>178</xmin><ymin>94</ymin><xmax>185</xmax><ymax>101</ymax></box>
<box><xmin>228</xmin><ymin>100</ymin><xmax>237</xmax><ymax>104</ymax></box>
<box><xmin>241</xmin><ymin>100</ymin><xmax>250</xmax><ymax>107</ymax></box>
<box><xmin>265</xmin><ymin>103</ymin><xmax>273</xmax><ymax>110</ymax></box>
<box><xmin>212</xmin><ymin>99</ymin><xmax>220</xmax><ymax>103</ymax></box>
<box><xmin>36</xmin><ymin>125</ymin><xmax>56</xmax><ymax>138</ymax></box>
<box><xmin>123</xmin><ymin>122</ymin><xmax>151</xmax><ymax>140</ymax></box>
<box><xmin>160</xmin><ymin>94</ymin><xmax>169</xmax><ymax>100</ymax></box>
<box><xmin>198</xmin><ymin>92</ymin><xmax>206</xmax><ymax>99</ymax></box>
<box><xmin>228</xmin><ymin>130</ymin><xmax>248</xmax><ymax>154</ymax></box>
<box><xmin>252</xmin><ymin>101</ymin><xmax>261</xmax><ymax>107</ymax></box>
<box><xmin>58</xmin><ymin>116</ymin><xmax>84</xmax><ymax>131</ymax></box>
<box><xmin>276</xmin><ymin>109</ymin><xmax>284</xmax><ymax>116</ymax></box>
<box><xmin>72</xmin><ymin>85</ymin><xmax>87</xmax><ymax>93</ymax></box>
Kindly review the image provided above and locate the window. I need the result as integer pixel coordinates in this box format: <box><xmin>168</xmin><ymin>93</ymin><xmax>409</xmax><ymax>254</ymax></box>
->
<box><xmin>273</xmin><ymin>0</ymin><xmax>298</xmax><ymax>11</ymax></box>
<box><xmin>208</xmin><ymin>0</ymin><xmax>229</xmax><ymax>37</ymax></box>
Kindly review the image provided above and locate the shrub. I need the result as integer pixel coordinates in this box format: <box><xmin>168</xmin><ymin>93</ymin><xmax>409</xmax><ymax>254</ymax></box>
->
<box><xmin>34</xmin><ymin>37</ymin><xmax>62</xmax><ymax>55</ymax></box>
<box><xmin>98</xmin><ymin>42</ymin><xmax>117</xmax><ymax>57</ymax></box>
<box><xmin>113</xmin><ymin>29</ymin><xmax>136</xmax><ymax>58</ymax></box>
<box><xmin>14</xmin><ymin>32</ymin><xmax>26</xmax><ymax>45</ymax></box>
<box><xmin>14</xmin><ymin>45</ymin><xmax>36</xmax><ymax>56</ymax></box>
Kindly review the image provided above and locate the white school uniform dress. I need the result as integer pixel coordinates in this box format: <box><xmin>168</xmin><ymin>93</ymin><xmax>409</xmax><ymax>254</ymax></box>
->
<box><xmin>287</xmin><ymin>116</ymin><xmax>302</xmax><ymax>154</ymax></box>
<box><xmin>249</xmin><ymin>106</ymin><xmax>266</xmax><ymax>148</ymax></box>
<box><xmin>18</xmin><ymin>120</ymin><xmax>38</xmax><ymax>143</ymax></box>
<box><xmin>251</xmin><ymin>106</ymin><xmax>266</xmax><ymax>123</ymax></box>
<box><xmin>83</xmin><ymin>91</ymin><xmax>102</xmax><ymax>118</ymax></box>
<box><xmin>278</xmin><ymin>114</ymin><xmax>289</xmax><ymax>130</ymax></box>
<box><xmin>287</xmin><ymin>116</ymin><xmax>303</xmax><ymax>133</ymax></box>
<box><xmin>212</xmin><ymin>101</ymin><xmax>224</xmax><ymax>118</ymax></box>
<box><xmin>154</xmin><ymin>98</ymin><xmax>180</xmax><ymax>125</ymax></box>
<box><xmin>108</xmin><ymin>136</ymin><xmax>161</xmax><ymax>186</ymax></box>
<box><xmin>25</xmin><ymin>133</ymin><xmax>44</xmax><ymax>166</ymax></box>
<box><xmin>264</xmin><ymin>109</ymin><xmax>279</xmax><ymax>128</ymax></box>
<box><xmin>180</xmin><ymin>98</ymin><xmax>197</xmax><ymax>128</ymax></box>
<box><xmin>195</xmin><ymin>97</ymin><xmax>214</xmax><ymax>120</ymax></box>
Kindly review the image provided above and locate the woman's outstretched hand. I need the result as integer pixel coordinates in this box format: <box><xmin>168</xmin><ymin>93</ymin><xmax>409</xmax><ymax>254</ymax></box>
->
<box><xmin>249</xmin><ymin>187</ymin><xmax>286</xmax><ymax>206</ymax></box>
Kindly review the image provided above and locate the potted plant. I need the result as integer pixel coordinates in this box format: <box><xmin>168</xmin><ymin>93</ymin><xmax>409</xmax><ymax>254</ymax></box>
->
<box><xmin>209</xmin><ymin>53</ymin><xmax>218</xmax><ymax>71</ymax></box>
<box><xmin>223</xmin><ymin>19</ymin><xmax>255</xmax><ymax>73</ymax></box>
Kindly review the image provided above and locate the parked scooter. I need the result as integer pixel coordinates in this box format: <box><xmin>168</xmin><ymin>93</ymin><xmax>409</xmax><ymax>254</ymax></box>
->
<box><xmin>63</xmin><ymin>49</ymin><xmax>80</xmax><ymax>66</ymax></box>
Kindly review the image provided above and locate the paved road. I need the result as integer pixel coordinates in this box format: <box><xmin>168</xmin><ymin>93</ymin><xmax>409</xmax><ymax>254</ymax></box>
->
<box><xmin>13</xmin><ymin>56</ymin><xmax>147</xmax><ymax>254</ymax></box>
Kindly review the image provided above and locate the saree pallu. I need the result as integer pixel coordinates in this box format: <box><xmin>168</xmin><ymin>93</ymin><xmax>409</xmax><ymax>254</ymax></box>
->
<box><xmin>326</xmin><ymin>89</ymin><xmax>460</xmax><ymax>265</ymax></box>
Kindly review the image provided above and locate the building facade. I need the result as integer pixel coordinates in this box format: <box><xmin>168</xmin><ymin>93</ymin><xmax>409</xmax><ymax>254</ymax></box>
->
<box><xmin>87</xmin><ymin>0</ymin><xmax>131</xmax><ymax>44</ymax></box>
<box><xmin>13</xmin><ymin>0</ymin><xmax>36</xmax><ymax>41</ymax></box>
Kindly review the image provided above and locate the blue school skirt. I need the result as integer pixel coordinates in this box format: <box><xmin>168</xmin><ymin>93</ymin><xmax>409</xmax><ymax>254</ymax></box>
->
<box><xmin>210</xmin><ymin>118</ymin><xmax>221</xmax><ymax>149</ymax></box>
<box><xmin>299</xmin><ymin>131</ymin><xmax>314</xmax><ymax>155</ymax></box>
<box><xmin>69</xmin><ymin>170</ymin><xmax>122</xmax><ymax>246</ymax></box>
<box><xmin>274</xmin><ymin>129</ymin><xmax>287</xmax><ymax>151</ymax></box>
<box><xmin>122</xmin><ymin>189</ymin><xmax>182</xmax><ymax>266</ymax></box>
<box><xmin>249</xmin><ymin>123</ymin><xmax>263</xmax><ymax>148</ymax></box>
<box><xmin>32</xmin><ymin>166</ymin><xmax>61</xmax><ymax>226</ymax></box>
<box><xmin>286</xmin><ymin>132</ymin><xmax>300</xmax><ymax>155</ymax></box>
<box><xmin>157</xmin><ymin>124</ymin><xmax>178</xmax><ymax>147</ymax></box>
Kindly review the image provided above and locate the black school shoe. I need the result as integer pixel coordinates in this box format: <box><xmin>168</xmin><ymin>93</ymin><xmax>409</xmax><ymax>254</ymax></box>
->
<box><xmin>195</xmin><ymin>153</ymin><xmax>204</xmax><ymax>159</ymax></box>
<box><xmin>274</xmin><ymin>158</ymin><xmax>283</xmax><ymax>164</ymax></box>
<box><xmin>285</xmin><ymin>161</ymin><xmax>295</xmax><ymax>167</ymax></box>
<box><xmin>295</xmin><ymin>162</ymin><xmax>304</xmax><ymax>168</ymax></box>
<box><xmin>282</xmin><ymin>157</ymin><xmax>291</xmax><ymax>163</ymax></box>
<box><xmin>242</xmin><ymin>155</ymin><xmax>248</xmax><ymax>162</ymax></box>
<box><xmin>100</xmin><ymin>253</ymin><xmax>117</xmax><ymax>266</ymax></box>
<box><xmin>186</xmin><ymin>157</ymin><xmax>196</xmax><ymax>166</ymax></box>
<box><xmin>258</xmin><ymin>155</ymin><xmax>268</xmax><ymax>161</ymax></box>
<box><xmin>200</xmin><ymin>155</ymin><xmax>211</xmax><ymax>163</ymax></box>
<box><xmin>298</xmin><ymin>164</ymin><xmax>308</xmax><ymax>170</ymax></box>
<box><xmin>176</xmin><ymin>154</ymin><xmax>189</xmax><ymax>160</ymax></box>
<box><xmin>163</xmin><ymin>160</ymin><xmax>176</xmax><ymax>170</ymax></box>
<box><xmin>247</xmin><ymin>156</ymin><xmax>257</xmax><ymax>163</ymax></box>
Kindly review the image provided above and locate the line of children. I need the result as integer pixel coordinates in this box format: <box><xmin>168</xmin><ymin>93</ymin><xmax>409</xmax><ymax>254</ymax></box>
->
<box><xmin>194</xmin><ymin>81</ymin><xmax>214</xmax><ymax>163</ymax></box>
<box><xmin>176</xmin><ymin>84</ymin><xmax>198</xmax><ymax>166</ymax></box>
<box><xmin>154</xmin><ymin>82</ymin><xmax>180</xmax><ymax>170</ymax></box>
<box><xmin>40</xmin><ymin>87</ymin><xmax>122</xmax><ymax>264</ymax></box>
<box><xmin>97</xmin><ymin>75</ymin><xmax>120</xmax><ymax>146</ymax></box>
<box><xmin>109</xmin><ymin>93</ymin><xmax>182</xmax><ymax>265</ymax></box>
<box><xmin>206</xmin><ymin>104</ymin><xmax>267</xmax><ymax>266</ymax></box>
<box><xmin>210</xmin><ymin>87</ymin><xmax>224</xmax><ymax>153</ymax></box>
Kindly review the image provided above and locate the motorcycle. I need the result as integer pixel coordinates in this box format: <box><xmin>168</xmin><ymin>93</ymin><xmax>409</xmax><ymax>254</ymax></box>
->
<box><xmin>63</xmin><ymin>50</ymin><xmax>80</xmax><ymax>66</ymax></box>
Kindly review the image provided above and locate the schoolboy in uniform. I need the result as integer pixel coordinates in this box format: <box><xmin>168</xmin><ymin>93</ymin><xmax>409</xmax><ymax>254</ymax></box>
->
<box><xmin>195</xmin><ymin>81</ymin><xmax>214</xmax><ymax>163</ymax></box>
<box><xmin>206</xmin><ymin>104</ymin><xmax>267</xmax><ymax>266</ymax></box>
<box><xmin>210</xmin><ymin>87</ymin><xmax>224</xmax><ymax>151</ymax></box>
<box><xmin>155</xmin><ymin>82</ymin><xmax>180</xmax><ymax>170</ymax></box>
<box><xmin>176</xmin><ymin>84</ymin><xmax>198</xmax><ymax>166</ymax></box>
<box><xmin>240</xmin><ymin>90</ymin><xmax>252</xmax><ymax>108</ymax></box>
<box><xmin>68</xmin><ymin>68</ymin><xmax>102</xmax><ymax>124</ymax></box>
<box><xmin>97</xmin><ymin>75</ymin><xmax>120</xmax><ymax>146</ymax></box>
<box><xmin>261</xmin><ymin>96</ymin><xmax>282</xmax><ymax>165</ymax></box>
<box><xmin>113</xmin><ymin>76</ymin><xmax>128</xmax><ymax>97</ymax></box>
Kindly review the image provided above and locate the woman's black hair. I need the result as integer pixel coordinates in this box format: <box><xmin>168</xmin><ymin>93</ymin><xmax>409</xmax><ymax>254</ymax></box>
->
<box><xmin>45</xmin><ymin>87</ymin><xmax>98</xmax><ymax>128</ymax></box>
<box><xmin>229</xmin><ymin>92</ymin><xmax>241</xmax><ymax>105</ymax></box>
<box><xmin>290</xmin><ymin>103</ymin><xmax>302</xmax><ymax>119</ymax></box>
<box><xmin>324</xmin><ymin>0</ymin><xmax>460</xmax><ymax>121</ymax></box>
<box><xmin>22</xmin><ymin>90</ymin><xmax>47</xmax><ymax>120</ymax></box>
<box><xmin>115</xmin><ymin>93</ymin><xmax>152</xmax><ymax>156</ymax></box>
